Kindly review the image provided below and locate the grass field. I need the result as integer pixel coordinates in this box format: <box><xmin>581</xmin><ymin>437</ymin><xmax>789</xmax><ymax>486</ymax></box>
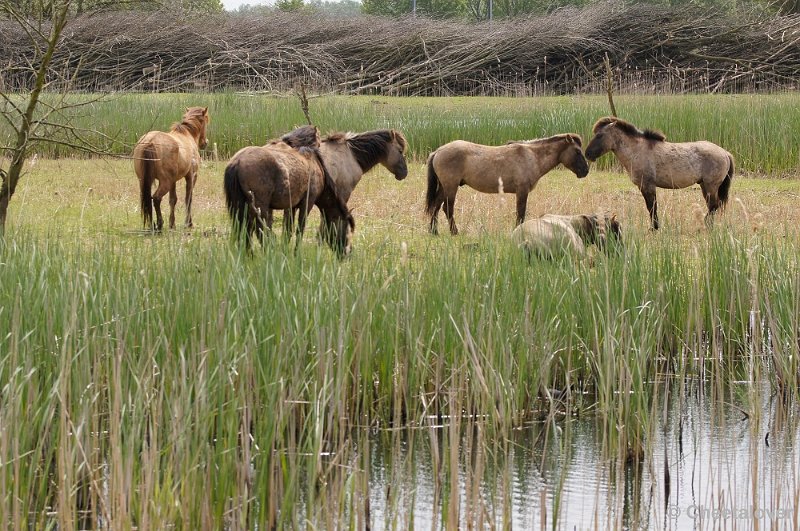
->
<box><xmin>2</xmin><ymin>146</ymin><xmax>799</xmax><ymax>527</ymax></box>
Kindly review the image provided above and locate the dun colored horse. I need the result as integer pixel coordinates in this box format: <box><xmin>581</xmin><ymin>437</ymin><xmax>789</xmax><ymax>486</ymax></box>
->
<box><xmin>585</xmin><ymin>117</ymin><xmax>734</xmax><ymax>230</ymax></box>
<box><xmin>223</xmin><ymin>126</ymin><xmax>354</xmax><ymax>255</ymax></box>
<box><xmin>425</xmin><ymin>134</ymin><xmax>590</xmax><ymax>235</ymax></box>
<box><xmin>318</xmin><ymin>129</ymin><xmax>408</xmax><ymax>203</ymax></box>
<box><xmin>512</xmin><ymin>213</ymin><xmax>622</xmax><ymax>260</ymax></box>
<box><xmin>134</xmin><ymin>107</ymin><xmax>210</xmax><ymax>231</ymax></box>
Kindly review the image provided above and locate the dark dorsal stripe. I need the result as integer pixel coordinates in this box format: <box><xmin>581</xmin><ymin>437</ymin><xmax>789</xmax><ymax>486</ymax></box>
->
<box><xmin>325</xmin><ymin>130</ymin><xmax>395</xmax><ymax>172</ymax></box>
<box><xmin>507</xmin><ymin>133</ymin><xmax>582</xmax><ymax>148</ymax></box>
<box><xmin>593</xmin><ymin>116</ymin><xmax>666</xmax><ymax>142</ymax></box>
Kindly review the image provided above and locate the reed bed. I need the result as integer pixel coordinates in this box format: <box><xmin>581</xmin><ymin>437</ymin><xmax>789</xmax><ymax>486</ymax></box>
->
<box><xmin>4</xmin><ymin>93</ymin><xmax>800</xmax><ymax>175</ymax></box>
<box><xmin>0</xmin><ymin>154</ymin><xmax>798</xmax><ymax>527</ymax></box>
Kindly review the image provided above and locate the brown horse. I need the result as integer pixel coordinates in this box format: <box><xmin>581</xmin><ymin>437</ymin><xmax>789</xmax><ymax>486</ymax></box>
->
<box><xmin>134</xmin><ymin>107</ymin><xmax>210</xmax><ymax>231</ymax></box>
<box><xmin>584</xmin><ymin>117</ymin><xmax>734</xmax><ymax>230</ymax></box>
<box><xmin>425</xmin><ymin>134</ymin><xmax>590</xmax><ymax>235</ymax></box>
<box><xmin>223</xmin><ymin>126</ymin><xmax>355</xmax><ymax>255</ymax></box>
<box><xmin>512</xmin><ymin>213</ymin><xmax>622</xmax><ymax>260</ymax></box>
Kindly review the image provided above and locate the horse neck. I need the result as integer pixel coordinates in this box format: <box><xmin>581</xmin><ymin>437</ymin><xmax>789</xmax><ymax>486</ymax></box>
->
<box><xmin>532</xmin><ymin>142</ymin><xmax>565</xmax><ymax>172</ymax></box>
<box><xmin>609</xmin><ymin>134</ymin><xmax>640</xmax><ymax>172</ymax></box>
<box><xmin>320</xmin><ymin>141</ymin><xmax>369</xmax><ymax>196</ymax></box>
<box><xmin>173</xmin><ymin>121</ymin><xmax>204</xmax><ymax>147</ymax></box>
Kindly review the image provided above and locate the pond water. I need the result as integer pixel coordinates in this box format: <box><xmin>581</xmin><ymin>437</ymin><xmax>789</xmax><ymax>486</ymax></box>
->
<box><xmin>362</xmin><ymin>382</ymin><xmax>799</xmax><ymax>530</ymax></box>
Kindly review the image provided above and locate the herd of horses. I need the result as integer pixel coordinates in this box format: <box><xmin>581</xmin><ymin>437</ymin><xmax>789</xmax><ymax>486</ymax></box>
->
<box><xmin>134</xmin><ymin>106</ymin><xmax>735</xmax><ymax>258</ymax></box>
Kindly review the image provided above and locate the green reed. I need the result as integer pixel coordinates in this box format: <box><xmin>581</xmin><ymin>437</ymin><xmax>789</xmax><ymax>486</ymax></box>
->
<box><xmin>4</xmin><ymin>93</ymin><xmax>800</xmax><ymax>174</ymax></box>
<box><xmin>0</xmin><ymin>221</ymin><xmax>797</xmax><ymax>527</ymax></box>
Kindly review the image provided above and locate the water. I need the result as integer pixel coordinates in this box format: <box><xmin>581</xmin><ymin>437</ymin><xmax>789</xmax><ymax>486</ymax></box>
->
<box><xmin>361</xmin><ymin>381</ymin><xmax>800</xmax><ymax>529</ymax></box>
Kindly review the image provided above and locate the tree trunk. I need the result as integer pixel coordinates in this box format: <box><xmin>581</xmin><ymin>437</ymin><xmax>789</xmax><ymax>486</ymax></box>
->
<box><xmin>0</xmin><ymin>192</ymin><xmax>9</xmax><ymax>236</ymax></box>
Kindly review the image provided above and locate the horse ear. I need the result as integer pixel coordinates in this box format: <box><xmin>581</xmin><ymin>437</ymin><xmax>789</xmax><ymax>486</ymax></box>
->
<box><xmin>203</xmin><ymin>107</ymin><xmax>208</xmax><ymax>115</ymax></box>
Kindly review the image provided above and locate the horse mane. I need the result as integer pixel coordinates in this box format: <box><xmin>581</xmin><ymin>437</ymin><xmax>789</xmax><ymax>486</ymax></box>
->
<box><xmin>507</xmin><ymin>133</ymin><xmax>583</xmax><ymax>148</ymax></box>
<box><xmin>324</xmin><ymin>129</ymin><xmax>406</xmax><ymax>172</ymax></box>
<box><xmin>592</xmin><ymin>117</ymin><xmax>666</xmax><ymax>142</ymax></box>
<box><xmin>171</xmin><ymin>107</ymin><xmax>208</xmax><ymax>137</ymax></box>
<box><xmin>278</xmin><ymin>125</ymin><xmax>320</xmax><ymax>149</ymax></box>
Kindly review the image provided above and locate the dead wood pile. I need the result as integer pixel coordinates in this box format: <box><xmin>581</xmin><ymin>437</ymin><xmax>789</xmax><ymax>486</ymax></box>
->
<box><xmin>1</xmin><ymin>3</ymin><xmax>798</xmax><ymax>95</ymax></box>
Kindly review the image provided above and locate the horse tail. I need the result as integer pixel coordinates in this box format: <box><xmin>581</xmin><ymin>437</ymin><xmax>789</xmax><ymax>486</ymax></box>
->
<box><xmin>425</xmin><ymin>151</ymin><xmax>442</xmax><ymax>216</ymax></box>
<box><xmin>718</xmin><ymin>153</ymin><xmax>734</xmax><ymax>208</ymax></box>
<box><xmin>223</xmin><ymin>159</ymin><xmax>248</xmax><ymax>234</ymax></box>
<box><xmin>138</xmin><ymin>143</ymin><xmax>157</xmax><ymax>228</ymax></box>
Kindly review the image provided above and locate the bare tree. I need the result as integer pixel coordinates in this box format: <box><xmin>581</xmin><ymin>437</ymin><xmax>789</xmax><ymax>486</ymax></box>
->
<box><xmin>0</xmin><ymin>1</ymin><xmax>75</xmax><ymax>234</ymax></box>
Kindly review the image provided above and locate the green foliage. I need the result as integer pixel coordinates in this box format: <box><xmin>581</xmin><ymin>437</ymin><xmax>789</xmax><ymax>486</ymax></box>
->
<box><xmin>276</xmin><ymin>0</ymin><xmax>308</xmax><ymax>11</ymax></box>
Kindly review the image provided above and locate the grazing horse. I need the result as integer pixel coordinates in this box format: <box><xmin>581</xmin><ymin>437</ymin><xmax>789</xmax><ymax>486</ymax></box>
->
<box><xmin>134</xmin><ymin>106</ymin><xmax>210</xmax><ymax>231</ymax></box>
<box><xmin>584</xmin><ymin>117</ymin><xmax>734</xmax><ymax>230</ymax></box>
<box><xmin>223</xmin><ymin>127</ymin><xmax>354</xmax><ymax>256</ymax></box>
<box><xmin>425</xmin><ymin>134</ymin><xmax>590</xmax><ymax>235</ymax></box>
<box><xmin>512</xmin><ymin>213</ymin><xmax>622</xmax><ymax>260</ymax></box>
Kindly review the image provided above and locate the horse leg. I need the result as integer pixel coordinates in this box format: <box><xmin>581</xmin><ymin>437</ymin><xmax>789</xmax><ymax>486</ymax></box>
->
<box><xmin>168</xmin><ymin>184</ymin><xmax>178</xmax><ymax>230</ymax></box>
<box><xmin>184</xmin><ymin>172</ymin><xmax>196</xmax><ymax>228</ymax></box>
<box><xmin>700</xmin><ymin>182</ymin><xmax>721</xmax><ymax>227</ymax></box>
<box><xmin>295</xmin><ymin>203</ymin><xmax>311</xmax><ymax>252</ymax></box>
<box><xmin>151</xmin><ymin>181</ymin><xmax>171</xmax><ymax>232</ymax></box>
<box><xmin>429</xmin><ymin>188</ymin><xmax>445</xmax><ymax>235</ymax></box>
<box><xmin>640</xmin><ymin>185</ymin><xmax>659</xmax><ymax>230</ymax></box>
<box><xmin>515</xmin><ymin>192</ymin><xmax>529</xmax><ymax>226</ymax></box>
<box><xmin>283</xmin><ymin>208</ymin><xmax>295</xmax><ymax>244</ymax></box>
<box><xmin>443</xmin><ymin>192</ymin><xmax>458</xmax><ymax>236</ymax></box>
<box><xmin>257</xmin><ymin>209</ymin><xmax>273</xmax><ymax>248</ymax></box>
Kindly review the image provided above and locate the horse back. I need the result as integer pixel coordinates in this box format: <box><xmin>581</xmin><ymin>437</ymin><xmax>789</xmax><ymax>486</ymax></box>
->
<box><xmin>432</xmin><ymin>140</ymin><xmax>531</xmax><ymax>193</ymax></box>
<box><xmin>134</xmin><ymin>130</ymin><xmax>197</xmax><ymax>179</ymax></box>
<box><xmin>648</xmin><ymin>140</ymin><xmax>732</xmax><ymax>188</ymax></box>
<box><xmin>231</xmin><ymin>144</ymin><xmax>322</xmax><ymax>210</ymax></box>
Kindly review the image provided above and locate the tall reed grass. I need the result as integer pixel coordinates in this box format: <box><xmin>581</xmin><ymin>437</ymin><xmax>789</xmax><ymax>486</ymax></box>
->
<box><xmin>1</xmin><ymin>223</ymin><xmax>797</xmax><ymax>527</ymax></box>
<box><xmin>5</xmin><ymin>93</ymin><xmax>800</xmax><ymax>174</ymax></box>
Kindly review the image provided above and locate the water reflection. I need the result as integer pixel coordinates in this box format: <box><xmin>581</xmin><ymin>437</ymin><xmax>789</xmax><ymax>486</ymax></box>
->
<box><xmin>364</xmin><ymin>382</ymin><xmax>799</xmax><ymax>529</ymax></box>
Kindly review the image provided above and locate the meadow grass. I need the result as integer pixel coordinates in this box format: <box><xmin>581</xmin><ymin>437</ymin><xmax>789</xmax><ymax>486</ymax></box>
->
<box><xmin>1</xmin><ymin>156</ymin><xmax>798</xmax><ymax>527</ymax></box>
<box><xmin>4</xmin><ymin>93</ymin><xmax>800</xmax><ymax>175</ymax></box>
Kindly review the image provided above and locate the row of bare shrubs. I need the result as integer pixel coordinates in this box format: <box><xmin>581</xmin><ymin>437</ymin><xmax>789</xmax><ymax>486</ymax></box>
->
<box><xmin>1</xmin><ymin>2</ymin><xmax>798</xmax><ymax>95</ymax></box>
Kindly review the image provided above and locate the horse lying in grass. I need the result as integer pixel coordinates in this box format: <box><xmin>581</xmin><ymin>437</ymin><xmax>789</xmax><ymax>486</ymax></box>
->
<box><xmin>585</xmin><ymin>116</ymin><xmax>734</xmax><ymax>230</ymax></box>
<box><xmin>425</xmin><ymin>134</ymin><xmax>589</xmax><ymax>235</ymax></box>
<box><xmin>134</xmin><ymin>106</ymin><xmax>210</xmax><ymax>231</ymax></box>
<box><xmin>223</xmin><ymin>125</ymin><xmax>354</xmax><ymax>256</ymax></box>
<box><xmin>512</xmin><ymin>213</ymin><xmax>622</xmax><ymax>260</ymax></box>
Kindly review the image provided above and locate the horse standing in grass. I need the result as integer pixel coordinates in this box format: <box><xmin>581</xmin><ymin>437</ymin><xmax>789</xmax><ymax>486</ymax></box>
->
<box><xmin>134</xmin><ymin>106</ymin><xmax>210</xmax><ymax>231</ymax></box>
<box><xmin>425</xmin><ymin>134</ymin><xmax>590</xmax><ymax>235</ymax></box>
<box><xmin>584</xmin><ymin>117</ymin><xmax>734</xmax><ymax>230</ymax></box>
<box><xmin>512</xmin><ymin>213</ymin><xmax>622</xmax><ymax>260</ymax></box>
<box><xmin>223</xmin><ymin>126</ymin><xmax>354</xmax><ymax>256</ymax></box>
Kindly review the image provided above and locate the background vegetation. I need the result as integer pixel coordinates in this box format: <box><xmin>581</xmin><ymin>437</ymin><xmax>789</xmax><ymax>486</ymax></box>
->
<box><xmin>2</xmin><ymin>94</ymin><xmax>799</xmax><ymax>175</ymax></box>
<box><xmin>2</xmin><ymin>4</ymin><xmax>799</xmax><ymax>95</ymax></box>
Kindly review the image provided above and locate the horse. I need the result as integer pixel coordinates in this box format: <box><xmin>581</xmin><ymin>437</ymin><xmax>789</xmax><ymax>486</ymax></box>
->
<box><xmin>425</xmin><ymin>134</ymin><xmax>590</xmax><ymax>235</ymax></box>
<box><xmin>223</xmin><ymin>126</ymin><xmax>355</xmax><ymax>256</ymax></box>
<box><xmin>279</xmin><ymin>128</ymin><xmax>408</xmax><ymax>235</ymax></box>
<box><xmin>512</xmin><ymin>213</ymin><xmax>622</xmax><ymax>260</ymax></box>
<box><xmin>584</xmin><ymin>117</ymin><xmax>735</xmax><ymax>230</ymax></box>
<box><xmin>134</xmin><ymin>106</ymin><xmax>210</xmax><ymax>231</ymax></box>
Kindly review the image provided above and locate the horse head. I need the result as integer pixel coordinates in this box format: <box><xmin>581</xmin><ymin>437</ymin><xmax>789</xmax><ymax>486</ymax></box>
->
<box><xmin>559</xmin><ymin>134</ymin><xmax>589</xmax><ymax>178</ymax></box>
<box><xmin>585</xmin><ymin>118</ymin><xmax>621</xmax><ymax>162</ymax></box>
<box><xmin>182</xmin><ymin>106</ymin><xmax>210</xmax><ymax>150</ymax></box>
<box><xmin>386</xmin><ymin>130</ymin><xmax>409</xmax><ymax>180</ymax></box>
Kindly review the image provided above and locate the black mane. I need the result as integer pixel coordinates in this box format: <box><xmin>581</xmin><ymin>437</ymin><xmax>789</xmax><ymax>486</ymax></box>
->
<box><xmin>325</xmin><ymin>130</ymin><xmax>396</xmax><ymax>172</ymax></box>
<box><xmin>593</xmin><ymin>117</ymin><xmax>666</xmax><ymax>142</ymax></box>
